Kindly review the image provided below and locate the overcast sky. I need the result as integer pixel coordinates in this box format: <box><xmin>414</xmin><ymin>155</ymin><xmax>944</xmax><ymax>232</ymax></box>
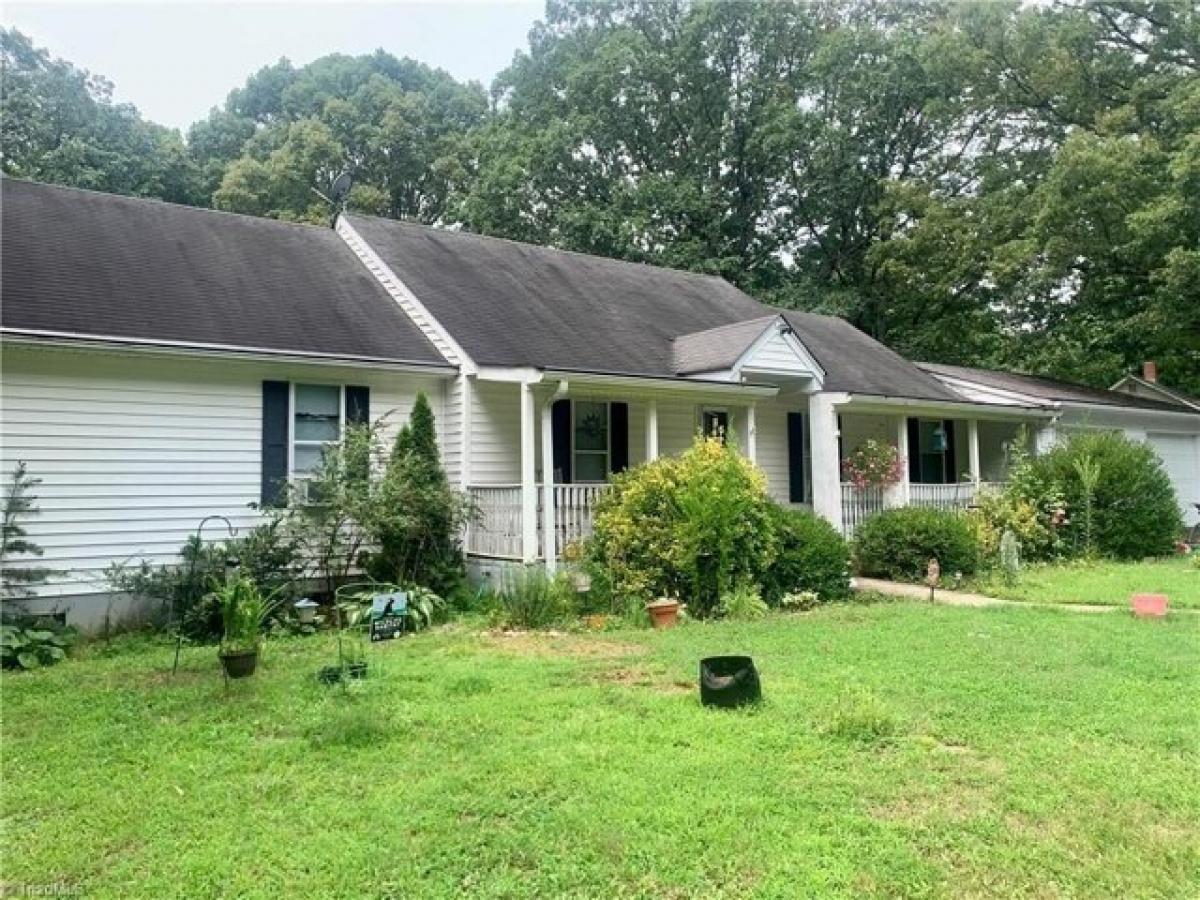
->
<box><xmin>4</xmin><ymin>1</ymin><xmax>545</xmax><ymax>131</ymax></box>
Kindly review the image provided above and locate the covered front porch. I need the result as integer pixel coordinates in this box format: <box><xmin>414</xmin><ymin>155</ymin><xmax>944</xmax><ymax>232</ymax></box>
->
<box><xmin>817</xmin><ymin>394</ymin><xmax>1050</xmax><ymax>535</ymax></box>
<box><xmin>461</xmin><ymin>372</ymin><xmax>1052</xmax><ymax>561</ymax></box>
<box><xmin>461</xmin><ymin>371</ymin><xmax>787</xmax><ymax>569</ymax></box>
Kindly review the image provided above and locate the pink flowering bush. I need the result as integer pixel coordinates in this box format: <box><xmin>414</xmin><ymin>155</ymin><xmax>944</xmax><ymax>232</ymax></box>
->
<box><xmin>841</xmin><ymin>440</ymin><xmax>905</xmax><ymax>489</ymax></box>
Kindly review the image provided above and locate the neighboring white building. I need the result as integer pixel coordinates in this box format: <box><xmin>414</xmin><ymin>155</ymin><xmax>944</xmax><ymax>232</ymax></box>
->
<box><xmin>3</xmin><ymin>178</ymin><xmax>1198</xmax><ymax>627</ymax></box>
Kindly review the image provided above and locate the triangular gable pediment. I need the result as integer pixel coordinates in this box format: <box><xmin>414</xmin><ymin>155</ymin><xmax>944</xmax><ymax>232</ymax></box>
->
<box><xmin>673</xmin><ymin>314</ymin><xmax>825</xmax><ymax>385</ymax></box>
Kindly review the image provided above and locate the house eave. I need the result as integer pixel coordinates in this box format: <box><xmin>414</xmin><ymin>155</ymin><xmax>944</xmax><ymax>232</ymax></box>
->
<box><xmin>1057</xmin><ymin>400</ymin><xmax>1200</xmax><ymax>421</ymax></box>
<box><xmin>838</xmin><ymin>392</ymin><xmax>1053</xmax><ymax>419</ymax></box>
<box><xmin>0</xmin><ymin>328</ymin><xmax>458</xmax><ymax>374</ymax></box>
<box><xmin>540</xmin><ymin>368</ymin><xmax>780</xmax><ymax>398</ymax></box>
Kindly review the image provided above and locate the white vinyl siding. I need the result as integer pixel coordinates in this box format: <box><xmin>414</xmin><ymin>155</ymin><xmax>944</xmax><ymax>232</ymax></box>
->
<box><xmin>0</xmin><ymin>344</ymin><xmax>445</xmax><ymax>599</ymax></box>
<box><xmin>755</xmin><ymin>397</ymin><xmax>811</xmax><ymax>507</ymax></box>
<box><xmin>470</xmin><ymin>379</ymin><xmax>522</xmax><ymax>484</ymax></box>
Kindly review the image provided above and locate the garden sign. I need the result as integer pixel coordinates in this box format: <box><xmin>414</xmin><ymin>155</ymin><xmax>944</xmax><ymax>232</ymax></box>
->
<box><xmin>369</xmin><ymin>591</ymin><xmax>408</xmax><ymax>642</ymax></box>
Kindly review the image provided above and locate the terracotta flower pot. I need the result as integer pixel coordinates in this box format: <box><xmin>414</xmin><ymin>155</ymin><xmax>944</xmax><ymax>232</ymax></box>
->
<box><xmin>645</xmin><ymin>598</ymin><xmax>681</xmax><ymax>629</ymax></box>
<box><xmin>1131</xmin><ymin>593</ymin><xmax>1169</xmax><ymax>619</ymax></box>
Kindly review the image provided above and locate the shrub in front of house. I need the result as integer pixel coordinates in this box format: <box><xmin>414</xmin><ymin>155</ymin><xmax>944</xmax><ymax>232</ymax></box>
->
<box><xmin>107</xmin><ymin>521</ymin><xmax>305</xmax><ymax>641</ymax></box>
<box><xmin>966</xmin><ymin>488</ymin><xmax>1056</xmax><ymax>564</ymax></box>
<box><xmin>761</xmin><ymin>505</ymin><xmax>851</xmax><ymax>605</ymax></box>
<box><xmin>853</xmin><ymin>506</ymin><xmax>981</xmax><ymax>582</ymax></box>
<box><xmin>589</xmin><ymin>435</ymin><xmax>776</xmax><ymax>618</ymax></box>
<box><xmin>1017</xmin><ymin>431</ymin><xmax>1182</xmax><ymax>560</ymax></box>
<box><xmin>484</xmin><ymin>566</ymin><xmax>577</xmax><ymax>629</ymax></box>
<box><xmin>365</xmin><ymin>392</ymin><xmax>471</xmax><ymax>597</ymax></box>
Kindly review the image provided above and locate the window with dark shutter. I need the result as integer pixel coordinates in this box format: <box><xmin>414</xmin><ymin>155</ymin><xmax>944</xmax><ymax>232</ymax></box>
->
<box><xmin>787</xmin><ymin>412</ymin><xmax>806</xmax><ymax>503</ymax></box>
<box><xmin>610</xmin><ymin>402</ymin><xmax>629</xmax><ymax>474</ymax></box>
<box><xmin>261</xmin><ymin>381</ymin><xmax>289</xmax><ymax>507</ymax></box>
<box><xmin>552</xmin><ymin>399</ymin><xmax>572</xmax><ymax>484</ymax></box>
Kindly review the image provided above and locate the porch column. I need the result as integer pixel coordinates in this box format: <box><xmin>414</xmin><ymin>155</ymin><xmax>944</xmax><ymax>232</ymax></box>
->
<box><xmin>746</xmin><ymin>402</ymin><xmax>757</xmax><ymax>463</ymax></box>
<box><xmin>894</xmin><ymin>416</ymin><xmax>910</xmax><ymax>507</ymax></box>
<box><xmin>520</xmin><ymin>382</ymin><xmax>538</xmax><ymax>563</ymax></box>
<box><xmin>809</xmin><ymin>393</ymin><xmax>843</xmax><ymax>533</ymax></box>
<box><xmin>540</xmin><ymin>397</ymin><xmax>557</xmax><ymax>573</ymax></box>
<box><xmin>645</xmin><ymin>398</ymin><xmax>659</xmax><ymax>461</ymax></box>
<box><xmin>967</xmin><ymin>419</ymin><xmax>981</xmax><ymax>484</ymax></box>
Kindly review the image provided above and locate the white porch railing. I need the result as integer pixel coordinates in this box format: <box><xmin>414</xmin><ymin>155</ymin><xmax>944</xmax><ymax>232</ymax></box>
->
<box><xmin>550</xmin><ymin>484</ymin><xmax>611</xmax><ymax>557</ymax></box>
<box><xmin>466</xmin><ymin>483</ymin><xmax>613</xmax><ymax>560</ymax></box>
<box><xmin>466</xmin><ymin>484</ymin><xmax>524</xmax><ymax>559</ymax></box>
<box><xmin>841</xmin><ymin>484</ymin><xmax>889</xmax><ymax>536</ymax></box>
<box><xmin>841</xmin><ymin>481</ymin><xmax>1006</xmax><ymax>535</ymax></box>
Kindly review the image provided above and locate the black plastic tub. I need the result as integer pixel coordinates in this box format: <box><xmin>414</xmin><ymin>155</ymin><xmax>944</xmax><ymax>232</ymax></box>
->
<box><xmin>699</xmin><ymin>656</ymin><xmax>761</xmax><ymax>708</ymax></box>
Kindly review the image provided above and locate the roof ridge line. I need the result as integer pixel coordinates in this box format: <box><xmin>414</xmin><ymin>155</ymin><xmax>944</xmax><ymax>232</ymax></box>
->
<box><xmin>345</xmin><ymin>211</ymin><xmax>740</xmax><ymax>286</ymax></box>
<box><xmin>2</xmin><ymin>176</ymin><xmax>336</xmax><ymax>236</ymax></box>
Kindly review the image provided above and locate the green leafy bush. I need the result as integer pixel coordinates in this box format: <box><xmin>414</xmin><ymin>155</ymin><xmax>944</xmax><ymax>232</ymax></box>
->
<box><xmin>1</xmin><ymin>621</ymin><xmax>77</xmax><ymax>670</ymax></box>
<box><xmin>365</xmin><ymin>393</ymin><xmax>471</xmax><ymax>597</ymax></box>
<box><xmin>488</xmin><ymin>566</ymin><xmax>576</xmax><ymax>629</ymax></box>
<box><xmin>761</xmin><ymin>506</ymin><xmax>851</xmax><ymax>604</ymax></box>
<box><xmin>853</xmin><ymin>506</ymin><xmax>981</xmax><ymax>581</ymax></box>
<box><xmin>589</xmin><ymin>436</ymin><xmax>776</xmax><ymax>617</ymax></box>
<box><xmin>1019</xmin><ymin>431</ymin><xmax>1182</xmax><ymax>559</ymax></box>
<box><xmin>966</xmin><ymin>487</ymin><xmax>1057</xmax><ymax>563</ymax></box>
<box><xmin>106</xmin><ymin>520</ymin><xmax>304</xmax><ymax>642</ymax></box>
<box><xmin>719</xmin><ymin>582</ymin><xmax>769</xmax><ymax>620</ymax></box>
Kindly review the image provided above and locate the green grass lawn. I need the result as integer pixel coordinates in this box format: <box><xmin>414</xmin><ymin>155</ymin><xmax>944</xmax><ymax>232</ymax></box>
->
<box><xmin>973</xmin><ymin>556</ymin><xmax>1199</xmax><ymax>609</ymax></box>
<box><xmin>4</xmin><ymin>601</ymin><xmax>1199</xmax><ymax>898</ymax></box>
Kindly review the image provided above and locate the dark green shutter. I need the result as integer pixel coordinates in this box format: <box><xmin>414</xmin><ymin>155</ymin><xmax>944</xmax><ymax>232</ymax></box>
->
<box><xmin>907</xmin><ymin>418</ymin><xmax>921</xmax><ymax>484</ymax></box>
<box><xmin>610</xmin><ymin>402</ymin><xmax>629</xmax><ymax>474</ymax></box>
<box><xmin>942</xmin><ymin>419</ymin><xmax>957</xmax><ymax>484</ymax></box>
<box><xmin>787</xmin><ymin>413</ymin><xmax>805</xmax><ymax>503</ymax></box>
<box><xmin>261</xmin><ymin>381</ymin><xmax>289</xmax><ymax>507</ymax></box>
<box><xmin>345</xmin><ymin>386</ymin><xmax>370</xmax><ymax>426</ymax></box>
<box><xmin>552</xmin><ymin>399</ymin><xmax>571</xmax><ymax>484</ymax></box>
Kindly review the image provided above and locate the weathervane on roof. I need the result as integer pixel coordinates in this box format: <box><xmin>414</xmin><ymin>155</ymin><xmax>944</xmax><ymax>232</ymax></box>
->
<box><xmin>310</xmin><ymin>172</ymin><xmax>352</xmax><ymax>228</ymax></box>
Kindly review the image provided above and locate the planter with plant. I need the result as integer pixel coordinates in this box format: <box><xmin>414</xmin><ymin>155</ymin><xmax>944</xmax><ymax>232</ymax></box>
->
<box><xmin>841</xmin><ymin>440</ymin><xmax>905</xmax><ymax>491</ymax></box>
<box><xmin>214</xmin><ymin>577</ymin><xmax>284</xmax><ymax>678</ymax></box>
<box><xmin>645</xmin><ymin>596</ymin><xmax>681</xmax><ymax>628</ymax></box>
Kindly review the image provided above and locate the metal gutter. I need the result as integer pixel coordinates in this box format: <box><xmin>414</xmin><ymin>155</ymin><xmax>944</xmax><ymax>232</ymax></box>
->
<box><xmin>0</xmin><ymin>329</ymin><xmax>458</xmax><ymax>374</ymax></box>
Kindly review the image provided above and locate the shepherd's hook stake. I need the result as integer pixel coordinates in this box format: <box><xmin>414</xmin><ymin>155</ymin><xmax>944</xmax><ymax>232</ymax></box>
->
<box><xmin>172</xmin><ymin>515</ymin><xmax>236</xmax><ymax>675</ymax></box>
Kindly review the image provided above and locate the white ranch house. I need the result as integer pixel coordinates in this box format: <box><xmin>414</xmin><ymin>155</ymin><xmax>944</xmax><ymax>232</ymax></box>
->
<box><xmin>3</xmin><ymin>178</ymin><xmax>1198</xmax><ymax>627</ymax></box>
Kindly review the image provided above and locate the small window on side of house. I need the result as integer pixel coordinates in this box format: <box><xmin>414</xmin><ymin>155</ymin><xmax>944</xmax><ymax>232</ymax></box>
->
<box><xmin>292</xmin><ymin>384</ymin><xmax>343</xmax><ymax>479</ymax></box>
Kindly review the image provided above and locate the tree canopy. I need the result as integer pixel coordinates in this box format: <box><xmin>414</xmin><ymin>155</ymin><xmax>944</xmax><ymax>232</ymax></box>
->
<box><xmin>2</xmin><ymin>2</ymin><xmax>1197</xmax><ymax>392</ymax></box>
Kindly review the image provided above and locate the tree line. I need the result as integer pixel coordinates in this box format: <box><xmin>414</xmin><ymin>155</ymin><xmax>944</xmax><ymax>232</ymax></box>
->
<box><xmin>2</xmin><ymin>1</ymin><xmax>1197</xmax><ymax>392</ymax></box>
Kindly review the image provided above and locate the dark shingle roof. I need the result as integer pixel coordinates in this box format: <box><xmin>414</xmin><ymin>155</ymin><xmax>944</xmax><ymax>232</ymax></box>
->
<box><xmin>348</xmin><ymin>215</ymin><xmax>971</xmax><ymax>401</ymax></box>
<box><xmin>672</xmin><ymin>315</ymin><xmax>779</xmax><ymax>375</ymax></box>
<box><xmin>919</xmin><ymin>362</ymin><xmax>1195</xmax><ymax>414</ymax></box>
<box><xmin>346</xmin><ymin>214</ymin><xmax>767</xmax><ymax>377</ymax></box>
<box><xmin>1</xmin><ymin>179</ymin><xmax>447</xmax><ymax>365</ymax></box>
<box><xmin>781</xmin><ymin>311</ymin><xmax>964</xmax><ymax>402</ymax></box>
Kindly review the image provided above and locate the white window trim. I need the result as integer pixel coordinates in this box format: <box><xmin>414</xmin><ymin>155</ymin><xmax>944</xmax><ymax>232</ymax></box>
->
<box><xmin>288</xmin><ymin>382</ymin><xmax>347</xmax><ymax>488</ymax></box>
<box><xmin>571</xmin><ymin>400</ymin><xmax>611</xmax><ymax>484</ymax></box>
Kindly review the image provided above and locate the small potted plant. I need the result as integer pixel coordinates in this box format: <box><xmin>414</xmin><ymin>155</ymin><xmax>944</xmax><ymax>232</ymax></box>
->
<box><xmin>645</xmin><ymin>595</ymin><xmax>681</xmax><ymax>629</ymax></box>
<box><xmin>214</xmin><ymin>577</ymin><xmax>281</xmax><ymax>679</ymax></box>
